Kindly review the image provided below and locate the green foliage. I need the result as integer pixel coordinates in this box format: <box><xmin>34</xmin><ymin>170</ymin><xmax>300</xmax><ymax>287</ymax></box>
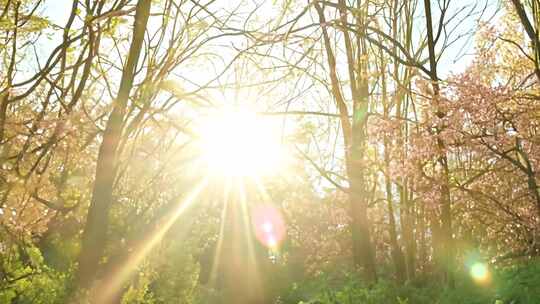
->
<box><xmin>121</xmin><ymin>267</ymin><xmax>157</xmax><ymax>304</ymax></box>
<box><xmin>279</xmin><ymin>261</ymin><xmax>540</xmax><ymax>304</ymax></box>
<box><xmin>149</xmin><ymin>243</ymin><xmax>200</xmax><ymax>303</ymax></box>
<box><xmin>117</xmin><ymin>237</ymin><xmax>201</xmax><ymax>304</ymax></box>
<box><xmin>494</xmin><ymin>259</ymin><xmax>540</xmax><ymax>303</ymax></box>
<box><xmin>3</xmin><ymin>251</ymin><xmax>539</xmax><ymax>304</ymax></box>
<box><xmin>0</xmin><ymin>244</ymin><xmax>70</xmax><ymax>304</ymax></box>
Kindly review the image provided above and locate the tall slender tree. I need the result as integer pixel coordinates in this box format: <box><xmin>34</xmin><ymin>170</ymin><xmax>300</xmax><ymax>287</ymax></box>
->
<box><xmin>313</xmin><ymin>0</ymin><xmax>377</xmax><ymax>282</ymax></box>
<box><xmin>76</xmin><ymin>0</ymin><xmax>152</xmax><ymax>293</ymax></box>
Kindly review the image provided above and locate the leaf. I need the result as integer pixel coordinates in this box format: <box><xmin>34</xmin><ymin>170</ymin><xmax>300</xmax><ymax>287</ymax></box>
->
<box><xmin>27</xmin><ymin>247</ymin><xmax>44</xmax><ymax>267</ymax></box>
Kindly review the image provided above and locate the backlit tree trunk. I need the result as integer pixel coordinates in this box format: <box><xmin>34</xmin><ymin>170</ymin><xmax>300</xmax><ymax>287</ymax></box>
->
<box><xmin>76</xmin><ymin>0</ymin><xmax>152</xmax><ymax>294</ymax></box>
<box><xmin>314</xmin><ymin>0</ymin><xmax>377</xmax><ymax>282</ymax></box>
<box><xmin>424</xmin><ymin>0</ymin><xmax>455</xmax><ymax>288</ymax></box>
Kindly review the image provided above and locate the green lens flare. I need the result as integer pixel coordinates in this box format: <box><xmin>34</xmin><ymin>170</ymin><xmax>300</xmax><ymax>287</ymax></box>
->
<box><xmin>470</xmin><ymin>262</ymin><xmax>488</xmax><ymax>282</ymax></box>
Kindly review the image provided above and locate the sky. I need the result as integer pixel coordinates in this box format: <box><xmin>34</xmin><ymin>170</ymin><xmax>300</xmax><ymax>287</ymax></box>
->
<box><xmin>434</xmin><ymin>0</ymin><xmax>501</xmax><ymax>77</ymax></box>
<box><xmin>38</xmin><ymin>0</ymin><xmax>502</xmax><ymax>75</ymax></box>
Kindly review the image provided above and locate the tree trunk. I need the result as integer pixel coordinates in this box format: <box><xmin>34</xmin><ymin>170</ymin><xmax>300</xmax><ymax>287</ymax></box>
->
<box><xmin>391</xmin><ymin>0</ymin><xmax>416</xmax><ymax>280</ymax></box>
<box><xmin>418</xmin><ymin>201</ymin><xmax>427</xmax><ymax>273</ymax></box>
<box><xmin>399</xmin><ymin>183</ymin><xmax>416</xmax><ymax>281</ymax></box>
<box><xmin>510</xmin><ymin>0</ymin><xmax>540</xmax><ymax>82</ymax></box>
<box><xmin>348</xmin><ymin>80</ymin><xmax>377</xmax><ymax>282</ymax></box>
<box><xmin>0</xmin><ymin>2</ymin><xmax>18</xmax><ymax>145</ymax></box>
<box><xmin>385</xmin><ymin>173</ymin><xmax>406</xmax><ymax>282</ymax></box>
<box><xmin>381</xmin><ymin>52</ymin><xmax>406</xmax><ymax>283</ymax></box>
<box><xmin>314</xmin><ymin>0</ymin><xmax>377</xmax><ymax>282</ymax></box>
<box><xmin>424</xmin><ymin>0</ymin><xmax>454</xmax><ymax>288</ymax></box>
<box><xmin>349</xmin><ymin>178</ymin><xmax>377</xmax><ymax>282</ymax></box>
<box><xmin>76</xmin><ymin>0</ymin><xmax>151</xmax><ymax>295</ymax></box>
<box><xmin>0</xmin><ymin>93</ymin><xmax>9</xmax><ymax>145</ymax></box>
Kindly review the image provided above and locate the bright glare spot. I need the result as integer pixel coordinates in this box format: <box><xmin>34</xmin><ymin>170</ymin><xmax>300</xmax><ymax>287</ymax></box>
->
<box><xmin>251</xmin><ymin>205</ymin><xmax>286</xmax><ymax>249</ymax></box>
<box><xmin>267</xmin><ymin>236</ymin><xmax>277</xmax><ymax>248</ymax></box>
<box><xmin>470</xmin><ymin>262</ymin><xmax>489</xmax><ymax>282</ymax></box>
<box><xmin>198</xmin><ymin>108</ymin><xmax>287</xmax><ymax>177</ymax></box>
<box><xmin>262</xmin><ymin>221</ymin><xmax>273</xmax><ymax>233</ymax></box>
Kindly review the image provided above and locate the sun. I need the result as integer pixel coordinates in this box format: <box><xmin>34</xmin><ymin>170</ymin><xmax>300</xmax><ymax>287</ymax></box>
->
<box><xmin>197</xmin><ymin>108</ymin><xmax>287</xmax><ymax>177</ymax></box>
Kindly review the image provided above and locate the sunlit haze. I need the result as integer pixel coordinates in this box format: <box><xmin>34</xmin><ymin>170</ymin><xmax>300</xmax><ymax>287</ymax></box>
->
<box><xmin>4</xmin><ymin>0</ymin><xmax>536</xmax><ymax>303</ymax></box>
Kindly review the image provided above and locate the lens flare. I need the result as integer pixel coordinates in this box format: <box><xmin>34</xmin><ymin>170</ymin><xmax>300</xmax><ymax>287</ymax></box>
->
<box><xmin>267</xmin><ymin>236</ymin><xmax>277</xmax><ymax>248</ymax></box>
<box><xmin>251</xmin><ymin>205</ymin><xmax>286</xmax><ymax>249</ymax></box>
<box><xmin>470</xmin><ymin>262</ymin><xmax>489</xmax><ymax>283</ymax></box>
<box><xmin>262</xmin><ymin>221</ymin><xmax>273</xmax><ymax>233</ymax></box>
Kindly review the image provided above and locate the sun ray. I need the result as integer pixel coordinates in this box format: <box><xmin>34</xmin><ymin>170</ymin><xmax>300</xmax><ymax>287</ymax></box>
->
<box><xmin>208</xmin><ymin>177</ymin><xmax>232</xmax><ymax>286</ymax></box>
<box><xmin>238</xmin><ymin>180</ymin><xmax>262</xmax><ymax>285</ymax></box>
<box><xmin>187</xmin><ymin>106</ymin><xmax>290</xmax><ymax>300</ymax></box>
<box><xmin>252</xmin><ymin>176</ymin><xmax>272</xmax><ymax>202</ymax></box>
<box><xmin>94</xmin><ymin>178</ymin><xmax>209</xmax><ymax>303</ymax></box>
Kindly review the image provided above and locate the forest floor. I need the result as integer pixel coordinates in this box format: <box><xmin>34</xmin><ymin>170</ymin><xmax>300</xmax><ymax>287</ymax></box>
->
<box><xmin>267</xmin><ymin>259</ymin><xmax>540</xmax><ymax>304</ymax></box>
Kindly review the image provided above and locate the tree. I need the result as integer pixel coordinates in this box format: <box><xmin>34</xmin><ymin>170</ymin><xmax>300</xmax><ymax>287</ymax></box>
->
<box><xmin>510</xmin><ymin>0</ymin><xmax>540</xmax><ymax>81</ymax></box>
<box><xmin>76</xmin><ymin>0</ymin><xmax>152</xmax><ymax>294</ymax></box>
<box><xmin>311</xmin><ymin>0</ymin><xmax>378</xmax><ymax>282</ymax></box>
